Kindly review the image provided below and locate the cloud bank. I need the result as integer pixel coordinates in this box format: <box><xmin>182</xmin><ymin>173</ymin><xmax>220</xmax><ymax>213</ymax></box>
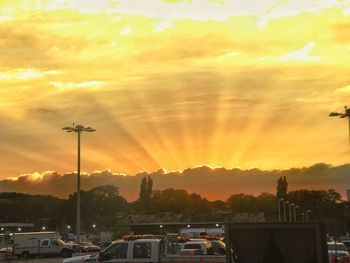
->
<box><xmin>1</xmin><ymin>163</ymin><xmax>349</xmax><ymax>201</ymax></box>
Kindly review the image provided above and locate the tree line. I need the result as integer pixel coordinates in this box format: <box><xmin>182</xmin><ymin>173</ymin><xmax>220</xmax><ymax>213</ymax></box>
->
<box><xmin>0</xmin><ymin>176</ymin><xmax>348</xmax><ymax>235</ymax></box>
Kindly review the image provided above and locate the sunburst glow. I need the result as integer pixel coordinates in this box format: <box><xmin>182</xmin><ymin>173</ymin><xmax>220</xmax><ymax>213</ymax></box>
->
<box><xmin>0</xmin><ymin>0</ymin><xmax>350</xmax><ymax>191</ymax></box>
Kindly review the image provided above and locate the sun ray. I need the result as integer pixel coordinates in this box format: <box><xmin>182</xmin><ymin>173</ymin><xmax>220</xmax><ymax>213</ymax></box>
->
<box><xmin>1</xmin><ymin>1</ymin><xmax>350</xmax><ymax>195</ymax></box>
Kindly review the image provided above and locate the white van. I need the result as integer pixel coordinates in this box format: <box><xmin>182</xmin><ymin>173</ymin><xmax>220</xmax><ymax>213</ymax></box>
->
<box><xmin>13</xmin><ymin>232</ymin><xmax>73</xmax><ymax>259</ymax></box>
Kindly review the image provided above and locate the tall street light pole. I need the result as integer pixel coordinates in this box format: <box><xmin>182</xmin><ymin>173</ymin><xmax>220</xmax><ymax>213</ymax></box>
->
<box><xmin>278</xmin><ymin>198</ymin><xmax>284</xmax><ymax>222</ymax></box>
<box><xmin>290</xmin><ymin>203</ymin><xmax>294</xmax><ymax>222</ymax></box>
<box><xmin>329</xmin><ymin>106</ymin><xmax>350</xmax><ymax>145</ymax></box>
<box><xmin>294</xmin><ymin>205</ymin><xmax>299</xmax><ymax>222</ymax></box>
<box><xmin>284</xmin><ymin>201</ymin><xmax>289</xmax><ymax>222</ymax></box>
<box><xmin>306</xmin><ymin>209</ymin><xmax>311</xmax><ymax>221</ymax></box>
<box><xmin>62</xmin><ymin>124</ymin><xmax>96</xmax><ymax>244</ymax></box>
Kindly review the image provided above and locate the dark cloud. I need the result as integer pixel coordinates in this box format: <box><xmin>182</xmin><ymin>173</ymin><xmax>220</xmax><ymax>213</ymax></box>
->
<box><xmin>27</xmin><ymin>108</ymin><xmax>59</xmax><ymax>116</ymax></box>
<box><xmin>0</xmin><ymin>163</ymin><xmax>349</xmax><ymax>201</ymax></box>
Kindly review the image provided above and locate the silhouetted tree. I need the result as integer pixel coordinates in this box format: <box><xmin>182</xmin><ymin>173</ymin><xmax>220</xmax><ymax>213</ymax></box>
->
<box><xmin>276</xmin><ymin>176</ymin><xmax>288</xmax><ymax>199</ymax></box>
<box><xmin>287</xmin><ymin>189</ymin><xmax>343</xmax><ymax>219</ymax></box>
<box><xmin>226</xmin><ymin>193</ymin><xmax>258</xmax><ymax>213</ymax></box>
<box><xmin>65</xmin><ymin>185</ymin><xmax>128</xmax><ymax>232</ymax></box>
<box><xmin>139</xmin><ymin>177</ymin><xmax>147</xmax><ymax>201</ymax></box>
<box><xmin>146</xmin><ymin>176</ymin><xmax>153</xmax><ymax>199</ymax></box>
<box><xmin>137</xmin><ymin>176</ymin><xmax>153</xmax><ymax>213</ymax></box>
<box><xmin>0</xmin><ymin>184</ymin><xmax>348</xmax><ymax>237</ymax></box>
<box><xmin>149</xmin><ymin>188</ymin><xmax>212</xmax><ymax>215</ymax></box>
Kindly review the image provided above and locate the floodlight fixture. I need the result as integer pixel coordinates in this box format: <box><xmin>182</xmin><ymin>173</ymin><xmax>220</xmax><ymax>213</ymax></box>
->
<box><xmin>329</xmin><ymin>106</ymin><xmax>350</xmax><ymax>144</ymax></box>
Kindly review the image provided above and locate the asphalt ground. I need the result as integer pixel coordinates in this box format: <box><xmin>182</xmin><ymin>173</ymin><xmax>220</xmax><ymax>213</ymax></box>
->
<box><xmin>1</xmin><ymin>253</ymin><xmax>93</xmax><ymax>263</ymax></box>
<box><xmin>2</xmin><ymin>259</ymin><xmax>62</xmax><ymax>263</ymax></box>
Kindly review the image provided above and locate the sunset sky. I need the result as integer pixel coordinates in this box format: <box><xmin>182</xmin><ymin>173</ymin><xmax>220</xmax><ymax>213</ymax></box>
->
<box><xmin>1</xmin><ymin>0</ymin><xmax>350</xmax><ymax>189</ymax></box>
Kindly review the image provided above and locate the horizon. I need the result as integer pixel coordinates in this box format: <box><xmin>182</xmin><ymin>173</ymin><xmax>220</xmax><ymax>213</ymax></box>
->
<box><xmin>1</xmin><ymin>162</ymin><xmax>349</xmax><ymax>201</ymax></box>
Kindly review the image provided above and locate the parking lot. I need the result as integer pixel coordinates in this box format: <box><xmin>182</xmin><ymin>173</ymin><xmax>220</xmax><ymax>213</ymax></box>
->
<box><xmin>4</xmin><ymin>259</ymin><xmax>62</xmax><ymax>263</ymax></box>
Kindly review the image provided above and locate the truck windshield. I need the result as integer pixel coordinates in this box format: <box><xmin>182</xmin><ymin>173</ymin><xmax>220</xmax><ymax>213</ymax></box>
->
<box><xmin>104</xmin><ymin>242</ymin><xmax>128</xmax><ymax>259</ymax></box>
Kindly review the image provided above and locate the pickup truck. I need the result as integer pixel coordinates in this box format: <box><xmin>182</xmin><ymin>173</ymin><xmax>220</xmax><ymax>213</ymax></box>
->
<box><xmin>63</xmin><ymin>238</ymin><xmax>227</xmax><ymax>263</ymax></box>
<box><xmin>13</xmin><ymin>232</ymin><xmax>73</xmax><ymax>259</ymax></box>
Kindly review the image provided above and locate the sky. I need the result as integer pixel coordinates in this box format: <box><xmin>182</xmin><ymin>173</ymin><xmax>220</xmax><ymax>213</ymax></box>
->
<box><xmin>1</xmin><ymin>0</ymin><xmax>350</xmax><ymax>196</ymax></box>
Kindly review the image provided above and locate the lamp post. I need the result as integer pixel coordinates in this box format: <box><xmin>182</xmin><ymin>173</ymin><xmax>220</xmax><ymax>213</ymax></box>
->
<box><xmin>290</xmin><ymin>203</ymin><xmax>294</xmax><ymax>222</ymax></box>
<box><xmin>278</xmin><ymin>198</ymin><xmax>284</xmax><ymax>222</ymax></box>
<box><xmin>306</xmin><ymin>209</ymin><xmax>311</xmax><ymax>221</ymax></box>
<box><xmin>62</xmin><ymin>124</ymin><xmax>96</xmax><ymax>244</ymax></box>
<box><xmin>284</xmin><ymin>201</ymin><xmax>289</xmax><ymax>222</ymax></box>
<box><xmin>294</xmin><ymin>205</ymin><xmax>299</xmax><ymax>222</ymax></box>
<box><xmin>329</xmin><ymin>106</ymin><xmax>350</xmax><ymax>145</ymax></box>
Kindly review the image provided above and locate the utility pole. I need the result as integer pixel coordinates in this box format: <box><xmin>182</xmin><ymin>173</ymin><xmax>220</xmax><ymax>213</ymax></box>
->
<box><xmin>62</xmin><ymin>124</ymin><xmax>96</xmax><ymax>244</ymax></box>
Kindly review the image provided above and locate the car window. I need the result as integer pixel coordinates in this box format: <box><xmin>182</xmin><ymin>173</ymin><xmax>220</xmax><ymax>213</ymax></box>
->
<box><xmin>50</xmin><ymin>240</ymin><xmax>59</xmax><ymax>246</ymax></box>
<box><xmin>41</xmin><ymin>240</ymin><xmax>49</xmax><ymax>246</ymax></box>
<box><xmin>105</xmin><ymin>243</ymin><xmax>128</xmax><ymax>259</ymax></box>
<box><xmin>342</xmin><ymin>241</ymin><xmax>350</xmax><ymax>247</ymax></box>
<box><xmin>133</xmin><ymin>242</ymin><xmax>152</xmax><ymax>258</ymax></box>
<box><xmin>328</xmin><ymin>244</ymin><xmax>347</xmax><ymax>251</ymax></box>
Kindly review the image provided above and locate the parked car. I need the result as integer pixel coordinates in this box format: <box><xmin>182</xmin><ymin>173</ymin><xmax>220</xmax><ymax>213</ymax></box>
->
<box><xmin>178</xmin><ymin>240</ymin><xmax>214</xmax><ymax>255</ymax></box>
<box><xmin>79</xmin><ymin>242</ymin><xmax>100</xmax><ymax>252</ymax></box>
<box><xmin>210</xmin><ymin>240</ymin><xmax>227</xmax><ymax>255</ymax></box>
<box><xmin>0</xmin><ymin>246</ymin><xmax>14</xmax><ymax>260</ymax></box>
<box><xmin>188</xmin><ymin>238</ymin><xmax>227</xmax><ymax>255</ymax></box>
<box><xmin>341</xmin><ymin>240</ymin><xmax>350</xmax><ymax>251</ymax></box>
<box><xmin>66</xmin><ymin>241</ymin><xmax>79</xmax><ymax>252</ymax></box>
<box><xmin>328</xmin><ymin>241</ymin><xmax>350</xmax><ymax>263</ymax></box>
